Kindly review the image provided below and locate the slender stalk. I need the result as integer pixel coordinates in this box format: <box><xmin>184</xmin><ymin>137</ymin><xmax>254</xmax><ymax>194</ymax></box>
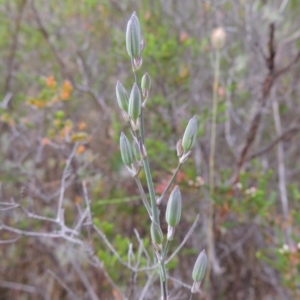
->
<box><xmin>131</xmin><ymin>57</ymin><xmax>138</xmax><ymax>83</ymax></box>
<box><xmin>157</xmin><ymin>162</ymin><xmax>181</xmax><ymax>205</ymax></box>
<box><xmin>209</xmin><ymin>49</ymin><xmax>220</xmax><ymax>195</ymax></box>
<box><xmin>207</xmin><ymin>49</ymin><xmax>220</xmax><ymax>280</ymax></box>
<box><xmin>271</xmin><ymin>87</ymin><xmax>292</xmax><ymax>246</ymax></box>
<box><xmin>134</xmin><ymin>177</ymin><xmax>152</xmax><ymax>218</ymax></box>
<box><xmin>189</xmin><ymin>293</ymin><xmax>195</xmax><ymax>300</ymax></box>
<box><xmin>162</xmin><ymin>240</ymin><xmax>171</xmax><ymax>261</ymax></box>
<box><xmin>130</xmin><ymin>55</ymin><xmax>166</xmax><ymax>298</ymax></box>
<box><xmin>130</xmin><ymin>59</ymin><xmax>159</xmax><ymax>225</ymax></box>
<box><xmin>159</xmin><ymin>240</ymin><xmax>171</xmax><ymax>299</ymax></box>
<box><xmin>142</xmin><ymin>157</ymin><xmax>159</xmax><ymax>224</ymax></box>
<box><xmin>140</xmin><ymin>108</ymin><xmax>145</xmax><ymax>144</ymax></box>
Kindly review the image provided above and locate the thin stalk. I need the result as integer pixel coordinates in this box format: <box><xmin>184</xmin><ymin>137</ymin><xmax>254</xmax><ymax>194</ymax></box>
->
<box><xmin>140</xmin><ymin>108</ymin><xmax>145</xmax><ymax>144</ymax></box>
<box><xmin>142</xmin><ymin>157</ymin><xmax>159</xmax><ymax>225</ymax></box>
<box><xmin>189</xmin><ymin>293</ymin><xmax>195</xmax><ymax>300</ymax></box>
<box><xmin>272</xmin><ymin>88</ymin><xmax>292</xmax><ymax>246</ymax></box>
<box><xmin>134</xmin><ymin>177</ymin><xmax>152</xmax><ymax>218</ymax></box>
<box><xmin>207</xmin><ymin>49</ymin><xmax>220</xmax><ymax>280</ymax></box>
<box><xmin>162</xmin><ymin>240</ymin><xmax>171</xmax><ymax>261</ymax></box>
<box><xmin>130</xmin><ymin>54</ymin><xmax>166</xmax><ymax>298</ymax></box>
<box><xmin>158</xmin><ymin>255</ymin><xmax>168</xmax><ymax>299</ymax></box>
<box><xmin>129</xmin><ymin>58</ymin><xmax>159</xmax><ymax>225</ymax></box>
<box><xmin>209</xmin><ymin>49</ymin><xmax>220</xmax><ymax>195</ymax></box>
<box><xmin>159</xmin><ymin>240</ymin><xmax>171</xmax><ymax>299</ymax></box>
<box><xmin>157</xmin><ymin>162</ymin><xmax>181</xmax><ymax>205</ymax></box>
<box><xmin>131</xmin><ymin>57</ymin><xmax>138</xmax><ymax>84</ymax></box>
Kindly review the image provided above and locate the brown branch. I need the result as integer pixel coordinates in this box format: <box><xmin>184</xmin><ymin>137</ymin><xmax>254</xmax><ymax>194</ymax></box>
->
<box><xmin>230</xmin><ymin>23</ymin><xmax>276</xmax><ymax>185</ymax></box>
<box><xmin>273</xmin><ymin>50</ymin><xmax>300</xmax><ymax>79</ymax></box>
<box><xmin>248</xmin><ymin>123</ymin><xmax>300</xmax><ymax>160</ymax></box>
<box><xmin>230</xmin><ymin>23</ymin><xmax>300</xmax><ymax>185</ymax></box>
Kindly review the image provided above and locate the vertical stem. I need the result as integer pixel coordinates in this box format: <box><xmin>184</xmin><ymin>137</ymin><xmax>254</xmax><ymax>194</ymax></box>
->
<box><xmin>130</xmin><ymin>59</ymin><xmax>159</xmax><ymax>225</ymax></box>
<box><xmin>189</xmin><ymin>293</ymin><xmax>195</xmax><ymax>300</ymax></box>
<box><xmin>209</xmin><ymin>49</ymin><xmax>220</xmax><ymax>194</ymax></box>
<box><xmin>271</xmin><ymin>87</ymin><xmax>292</xmax><ymax>245</ymax></box>
<box><xmin>207</xmin><ymin>49</ymin><xmax>220</xmax><ymax>281</ymax></box>
<box><xmin>140</xmin><ymin>108</ymin><xmax>145</xmax><ymax>144</ymax></box>
<box><xmin>131</xmin><ymin>56</ymin><xmax>164</xmax><ymax>297</ymax></box>
<box><xmin>134</xmin><ymin>177</ymin><xmax>152</xmax><ymax>218</ymax></box>
<box><xmin>142</xmin><ymin>157</ymin><xmax>159</xmax><ymax>225</ymax></box>
<box><xmin>157</xmin><ymin>162</ymin><xmax>181</xmax><ymax>205</ymax></box>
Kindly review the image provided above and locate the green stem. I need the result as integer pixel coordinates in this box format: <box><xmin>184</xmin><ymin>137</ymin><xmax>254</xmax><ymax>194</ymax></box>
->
<box><xmin>159</xmin><ymin>240</ymin><xmax>171</xmax><ymax>299</ymax></box>
<box><xmin>207</xmin><ymin>49</ymin><xmax>220</xmax><ymax>281</ymax></box>
<box><xmin>140</xmin><ymin>108</ymin><xmax>145</xmax><ymax>144</ymax></box>
<box><xmin>130</xmin><ymin>54</ymin><xmax>165</xmax><ymax>298</ymax></box>
<box><xmin>142</xmin><ymin>157</ymin><xmax>159</xmax><ymax>225</ymax></box>
<box><xmin>134</xmin><ymin>177</ymin><xmax>151</xmax><ymax>218</ymax></box>
<box><xmin>162</xmin><ymin>240</ymin><xmax>170</xmax><ymax>261</ymax></box>
<box><xmin>209</xmin><ymin>49</ymin><xmax>220</xmax><ymax>195</ymax></box>
<box><xmin>189</xmin><ymin>293</ymin><xmax>194</xmax><ymax>300</ymax></box>
<box><xmin>157</xmin><ymin>162</ymin><xmax>181</xmax><ymax>205</ymax></box>
<box><xmin>131</xmin><ymin>57</ymin><xmax>138</xmax><ymax>84</ymax></box>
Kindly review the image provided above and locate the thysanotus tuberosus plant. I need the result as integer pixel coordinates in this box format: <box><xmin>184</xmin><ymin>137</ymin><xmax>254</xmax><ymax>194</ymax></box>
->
<box><xmin>116</xmin><ymin>12</ymin><xmax>207</xmax><ymax>299</ymax></box>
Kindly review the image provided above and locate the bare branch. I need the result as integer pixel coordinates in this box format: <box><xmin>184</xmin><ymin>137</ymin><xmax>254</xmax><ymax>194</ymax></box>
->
<box><xmin>46</xmin><ymin>270</ymin><xmax>81</xmax><ymax>300</ymax></box>
<box><xmin>248</xmin><ymin>122</ymin><xmax>300</xmax><ymax>160</ymax></box>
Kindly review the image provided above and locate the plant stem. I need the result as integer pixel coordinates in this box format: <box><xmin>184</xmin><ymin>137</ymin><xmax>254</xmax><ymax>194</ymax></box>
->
<box><xmin>209</xmin><ymin>49</ymin><xmax>220</xmax><ymax>196</ymax></box>
<box><xmin>131</xmin><ymin>57</ymin><xmax>138</xmax><ymax>84</ymax></box>
<box><xmin>207</xmin><ymin>49</ymin><xmax>220</xmax><ymax>280</ymax></box>
<box><xmin>162</xmin><ymin>240</ymin><xmax>170</xmax><ymax>261</ymax></box>
<box><xmin>142</xmin><ymin>157</ymin><xmax>159</xmax><ymax>225</ymax></box>
<box><xmin>135</xmin><ymin>177</ymin><xmax>152</xmax><ymax>218</ymax></box>
<box><xmin>157</xmin><ymin>162</ymin><xmax>181</xmax><ymax>205</ymax></box>
<box><xmin>131</xmin><ymin>55</ymin><xmax>166</xmax><ymax>298</ymax></box>
<box><xmin>140</xmin><ymin>108</ymin><xmax>145</xmax><ymax>144</ymax></box>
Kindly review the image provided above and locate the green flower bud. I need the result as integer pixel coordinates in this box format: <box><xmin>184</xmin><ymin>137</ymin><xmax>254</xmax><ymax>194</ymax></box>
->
<box><xmin>182</xmin><ymin>116</ymin><xmax>198</xmax><ymax>153</ymax></box>
<box><xmin>192</xmin><ymin>250</ymin><xmax>207</xmax><ymax>283</ymax></box>
<box><xmin>128</xmin><ymin>83</ymin><xmax>141</xmax><ymax>123</ymax></box>
<box><xmin>116</xmin><ymin>81</ymin><xmax>128</xmax><ymax>112</ymax></box>
<box><xmin>165</xmin><ymin>185</ymin><xmax>182</xmax><ymax>227</ymax></box>
<box><xmin>126</xmin><ymin>12</ymin><xmax>141</xmax><ymax>58</ymax></box>
<box><xmin>120</xmin><ymin>132</ymin><xmax>133</xmax><ymax>166</ymax></box>
<box><xmin>150</xmin><ymin>221</ymin><xmax>164</xmax><ymax>246</ymax></box>
<box><xmin>141</xmin><ymin>72</ymin><xmax>151</xmax><ymax>98</ymax></box>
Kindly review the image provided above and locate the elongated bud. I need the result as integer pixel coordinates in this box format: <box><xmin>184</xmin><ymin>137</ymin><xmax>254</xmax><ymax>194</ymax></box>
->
<box><xmin>126</xmin><ymin>12</ymin><xmax>141</xmax><ymax>58</ymax></box>
<box><xmin>128</xmin><ymin>83</ymin><xmax>142</xmax><ymax>123</ymax></box>
<box><xmin>150</xmin><ymin>221</ymin><xmax>164</xmax><ymax>247</ymax></box>
<box><xmin>211</xmin><ymin>27</ymin><xmax>226</xmax><ymax>50</ymax></box>
<box><xmin>192</xmin><ymin>250</ymin><xmax>207</xmax><ymax>285</ymax></box>
<box><xmin>116</xmin><ymin>81</ymin><xmax>129</xmax><ymax>112</ymax></box>
<box><xmin>120</xmin><ymin>132</ymin><xmax>133</xmax><ymax>166</ymax></box>
<box><xmin>141</xmin><ymin>72</ymin><xmax>151</xmax><ymax>98</ymax></box>
<box><xmin>166</xmin><ymin>185</ymin><xmax>182</xmax><ymax>227</ymax></box>
<box><xmin>182</xmin><ymin>116</ymin><xmax>197</xmax><ymax>153</ymax></box>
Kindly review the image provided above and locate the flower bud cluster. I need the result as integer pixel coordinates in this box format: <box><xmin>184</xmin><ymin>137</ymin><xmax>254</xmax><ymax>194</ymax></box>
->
<box><xmin>116</xmin><ymin>12</ymin><xmax>205</xmax><ymax>297</ymax></box>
